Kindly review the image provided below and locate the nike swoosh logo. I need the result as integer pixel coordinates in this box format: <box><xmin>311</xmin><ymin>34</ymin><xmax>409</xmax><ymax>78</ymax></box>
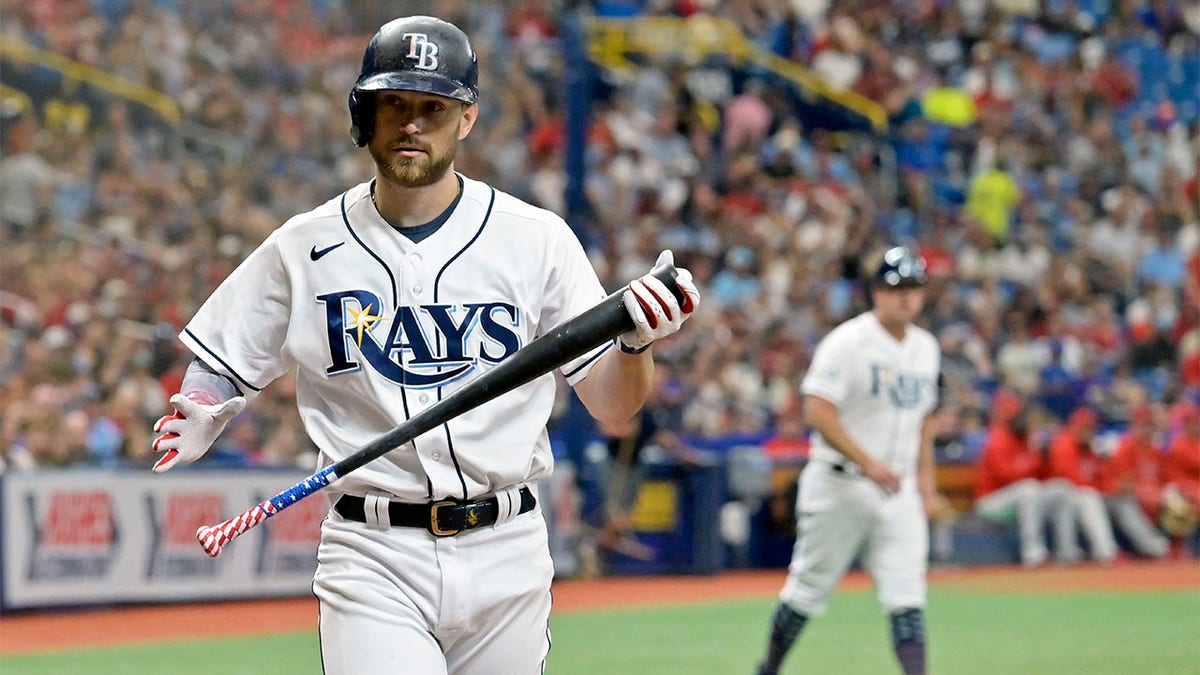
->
<box><xmin>309</xmin><ymin>242</ymin><xmax>345</xmax><ymax>261</ymax></box>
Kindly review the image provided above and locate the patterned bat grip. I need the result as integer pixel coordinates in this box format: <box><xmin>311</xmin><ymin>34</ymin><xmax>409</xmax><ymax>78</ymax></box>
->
<box><xmin>196</xmin><ymin>466</ymin><xmax>339</xmax><ymax>557</ymax></box>
<box><xmin>196</xmin><ymin>501</ymin><xmax>277</xmax><ymax>557</ymax></box>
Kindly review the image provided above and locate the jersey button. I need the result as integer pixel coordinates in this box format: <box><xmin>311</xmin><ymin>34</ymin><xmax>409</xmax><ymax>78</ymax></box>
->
<box><xmin>413</xmin><ymin>284</ymin><xmax>423</xmax><ymax>294</ymax></box>
<box><xmin>432</xmin><ymin>451</ymin><xmax>442</xmax><ymax>461</ymax></box>
<box><xmin>410</xmin><ymin>253</ymin><xmax>422</xmax><ymax>262</ymax></box>
<box><xmin>419</xmin><ymin>394</ymin><xmax>429</xmax><ymax>404</ymax></box>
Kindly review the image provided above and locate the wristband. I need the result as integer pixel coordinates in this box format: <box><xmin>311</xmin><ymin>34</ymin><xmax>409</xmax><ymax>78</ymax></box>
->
<box><xmin>619</xmin><ymin>340</ymin><xmax>651</xmax><ymax>355</ymax></box>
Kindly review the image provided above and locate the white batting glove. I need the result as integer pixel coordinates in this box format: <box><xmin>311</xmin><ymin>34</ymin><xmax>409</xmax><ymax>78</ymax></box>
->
<box><xmin>618</xmin><ymin>250</ymin><xmax>700</xmax><ymax>354</ymax></box>
<box><xmin>151</xmin><ymin>393</ymin><xmax>246</xmax><ymax>473</ymax></box>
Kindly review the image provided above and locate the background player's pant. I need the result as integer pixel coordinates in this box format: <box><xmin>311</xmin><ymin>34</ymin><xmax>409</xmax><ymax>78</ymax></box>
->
<box><xmin>779</xmin><ymin>464</ymin><xmax>927</xmax><ymax>617</ymax></box>
<box><xmin>1072</xmin><ymin>487</ymin><xmax>1117</xmax><ymax>562</ymax></box>
<box><xmin>1106</xmin><ymin>493</ymin><xmax>1169</xmax><ymax>557</ymax></box>
<box><xmin>975</xmin><ymin>478</ymin><xmax>1048</xmax><ymax>566</ymax></box>
<box><xmin>314</xmin><ymin>502</ymin><xmax>553</xmax><ymax>675</ymax></box>
<box><xmin>976</xmin><ymin>479</ymin><xmax>1079</xmax><ymax>565</ymax></box>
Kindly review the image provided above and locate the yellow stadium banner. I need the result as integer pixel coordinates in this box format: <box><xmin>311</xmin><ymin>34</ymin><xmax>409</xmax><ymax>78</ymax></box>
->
<box><xmin>631</xmin><ymin>480</ymin><xmax>679</xmax><ymax>532</ymax></box>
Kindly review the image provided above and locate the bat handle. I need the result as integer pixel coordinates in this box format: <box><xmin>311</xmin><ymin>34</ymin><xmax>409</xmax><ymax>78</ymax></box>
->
<box><xmin>196</xmin><ymin>500</ymin><xmax>277</xmax><ymax>557</ymax></box>
<box><xmin>196</xmin><ymin>465</ymin><xmax>339</xmax><ymax>557</ymax></box>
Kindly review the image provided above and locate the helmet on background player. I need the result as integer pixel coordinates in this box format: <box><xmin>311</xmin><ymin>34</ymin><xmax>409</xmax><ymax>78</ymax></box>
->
<box><xmin>872</xmin><ymin>246</ymin><xmax>928</xmax><ymax>289</ymax></box>
<box><xmin>348</xmin><ymin>16</ymin><xmax>479</xmax><ymax>147</ymax></box>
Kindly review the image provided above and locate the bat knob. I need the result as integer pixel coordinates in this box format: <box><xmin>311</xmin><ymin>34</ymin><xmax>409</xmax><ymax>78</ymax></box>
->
<box><xmin>196</xmin><ymin>525</ymin><xmax>227</xmax><ymax>558</ymax></box>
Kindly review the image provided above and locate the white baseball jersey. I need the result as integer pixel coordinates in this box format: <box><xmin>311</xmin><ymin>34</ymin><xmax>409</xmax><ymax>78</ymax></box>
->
<box><xmin>801</xmin><ymin>311</ymin><xmax>940</xmax><ymax>475</ymax></box>
<box><xmin>180</xmin><ymin>174</ymin><xmax>611</xmax><ymax>503</ymax></box>
<box><xmin>778</xmin><ymin>310</ymin><xmax>941</xmax><ymax>617</ymax></box>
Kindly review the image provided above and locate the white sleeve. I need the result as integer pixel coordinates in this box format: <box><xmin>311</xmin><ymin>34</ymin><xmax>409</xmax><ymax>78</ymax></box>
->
<box><xmin>800</xmin><ymin>331</ymin><xmax>853</xmax><ymax>406</ymax></box>
<box><xmin>538</xmin><ymin>221</ymin><xmax>610</xmax><ymax>386</ymax></box>
<box><xmin>927</xmin><ymin>338</ymin><xmax>943</xmax><ymax>415</ymax></box>
<box><xmin>179</xmin><ymin>233</ymin><xmax>293</xmax><ymax>399</ymax></box>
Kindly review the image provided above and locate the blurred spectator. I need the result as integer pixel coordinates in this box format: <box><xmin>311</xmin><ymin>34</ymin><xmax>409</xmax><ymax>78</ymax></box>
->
<box><xmin>995</xmin><ymin>313</ymin><xmax>1051</xmax><ymax>397</ymax></box>
<box><xmin>965</xmin><ymin>159</ymin><xmax>1020</xmax><ymax>244</ymax></box>
<box><xmin>0</xmin><ymin>1</ymin><xmax>1197</xmax><ymax>511</ymax></box>
<box><xmin>579</xmin><ymin>371</ymin><xmax>706</xmax><ymax>576</ymax></box>
<box><xmin>1137</xmin><ymin>221</ymin><xmax>1187</xmax><ymax>290</ymax></box>
<box><xmin>759</xmin><ymin>402</ymin><xmax>810</xmax><ymax>462</ymax></box>
<box><xmin>0</xmin><ymin>111</ymin><xmax>53</xmax><ymax>234</ymax></box>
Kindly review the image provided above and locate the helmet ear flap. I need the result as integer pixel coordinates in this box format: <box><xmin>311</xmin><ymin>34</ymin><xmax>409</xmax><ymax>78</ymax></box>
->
<box><xmin>348</xmin><ymin>90</ymin><xmax>373</xmax><ymax>147</ymax></box>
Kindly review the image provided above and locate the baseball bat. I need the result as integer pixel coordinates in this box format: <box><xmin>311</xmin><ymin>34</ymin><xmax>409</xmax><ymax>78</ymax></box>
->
<box><xmin>195</xmin><ymin>264</ymin><xmax>684</xmax><ymax>556</ymax></box>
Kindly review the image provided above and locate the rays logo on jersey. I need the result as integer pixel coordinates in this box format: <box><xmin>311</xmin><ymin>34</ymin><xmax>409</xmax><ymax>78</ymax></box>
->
<box><xmin>318</xmin><ymin>290</ymin><xmax>521</xmax><ymax>388</ymax></box>
<box><xmin>869</xmin><ymin>363</ymin><xmax>934</xmax><ymax>409</ymax></box>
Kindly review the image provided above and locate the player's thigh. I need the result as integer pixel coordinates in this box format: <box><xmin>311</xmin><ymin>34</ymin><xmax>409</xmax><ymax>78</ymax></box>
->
<box><xmin>446</xmin><ymin>577</ymin><xmax>552</xmax><ymax>675</ymax></box>
<box><xmin>864</xmin><ymin>487</ymin><xmax>928</xmax><ymax>611</ymax></box>
<box><xmin>319</xmin><ymin>599</ymin><xmax>446</xmax><ymax>675</ymax></box>
<box><xmin>315</xmin><ymin>516</ymin><xmax>444</xmax><ymax>674</ymax></box>
<box><xmin>781</xmin><ymin>468</ymin><xmax>876</xmax><ymax>615</ymax></box>
<box><xmin>447</xmin><ymin>511</ymin><xmax>554</xmax><ymax>675</ymax></box>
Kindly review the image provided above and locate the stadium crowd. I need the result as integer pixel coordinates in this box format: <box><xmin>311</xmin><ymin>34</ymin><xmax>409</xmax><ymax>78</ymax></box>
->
<box><xmin>1</xmin><ymin>0</ymin><xmax>1198</xmax><ymax>549</ymax></box>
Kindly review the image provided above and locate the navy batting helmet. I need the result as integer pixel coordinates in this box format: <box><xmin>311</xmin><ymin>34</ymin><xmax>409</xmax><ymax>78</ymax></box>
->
<box><xmin>873</xmin><ymin>246</ymin><xmax>927</xmax><ymax>288</ymax></box>
<box><xmin>348</xmin><ymin>16</ymin><xmax>479</xmax><ymax>147</ymax></box>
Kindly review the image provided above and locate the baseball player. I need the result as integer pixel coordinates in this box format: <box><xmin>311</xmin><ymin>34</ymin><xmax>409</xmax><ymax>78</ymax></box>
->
<box><xmin>973</xmin><ymin>388</ymin><xmax>1080</xmax><ymax>566</ymax></box>
<box><xmin>149</xmin><ymin>16</ymin><xmax>699</xmax><ymax>675</ymax></box>
<box><xmin>755</xmin><ymin>246</ymin><xmax>940</xmax><ymax>675</ymax></box>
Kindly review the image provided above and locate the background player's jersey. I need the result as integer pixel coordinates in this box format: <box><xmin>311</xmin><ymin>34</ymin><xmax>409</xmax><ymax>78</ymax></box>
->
<box><xmin>181</xmin><ymin>175</ymin><xmax>611</xmax><ymax>501</ymax></box>
<box><xmin>800</xmin><ymin>312</ymin><xmax>940</xmax><ymax>475</ymax></box>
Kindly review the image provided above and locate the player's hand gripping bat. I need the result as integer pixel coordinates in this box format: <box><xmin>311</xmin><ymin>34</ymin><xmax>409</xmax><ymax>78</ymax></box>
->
<box><xmin>195</xmin><ymin>264</ymin><xmax>686</xmax><ymax>556</ymax></box>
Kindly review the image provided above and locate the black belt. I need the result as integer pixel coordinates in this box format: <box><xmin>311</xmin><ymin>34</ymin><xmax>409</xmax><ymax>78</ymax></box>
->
<box><xmin>334</xmin><ymin>487</ymin><xmax>536</xmax><ymax>537</ymax></box>
<box><xmin>827</xmin><ymin>460</ymin><xmax>864</xmax><ymax>476</ymax></box>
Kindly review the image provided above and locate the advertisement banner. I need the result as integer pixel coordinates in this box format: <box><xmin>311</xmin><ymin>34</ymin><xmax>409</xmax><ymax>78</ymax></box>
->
<box><xmin>1</xmin><ymin>470</ymin><xmax>325</xmax><ymax>610</ymax></box>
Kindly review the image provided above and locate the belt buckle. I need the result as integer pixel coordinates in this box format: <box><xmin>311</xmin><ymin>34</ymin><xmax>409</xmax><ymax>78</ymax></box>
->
<box><xmin>429</xmin><ymin>500</ymin><xmax>460</xmax><ymax>537</ymax></box>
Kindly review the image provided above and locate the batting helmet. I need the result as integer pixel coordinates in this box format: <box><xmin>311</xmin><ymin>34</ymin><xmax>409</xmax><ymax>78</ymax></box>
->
<box><xmin>348</xmin><ymin>16</ymin><xmax>479</xmax><ymax>147</ymax></box>
<box><xmin>873</xmin><ymin>246</ymin><xmax>928</xmax><ymax>288</ymax></box>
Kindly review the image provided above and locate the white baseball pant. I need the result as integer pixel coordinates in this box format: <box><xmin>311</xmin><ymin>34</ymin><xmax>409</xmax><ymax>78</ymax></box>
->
<box><xmin>314</xmin><ymin>503</ymin><xmax>552</xmax><ymax>675</ymax></box>
<box><xmin>779</xmin><ymin>463</ymin><xmax>928</xmax><ymax>617</ymax></box>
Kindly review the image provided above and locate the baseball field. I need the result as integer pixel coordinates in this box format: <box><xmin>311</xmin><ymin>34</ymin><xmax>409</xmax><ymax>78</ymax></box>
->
<box><xmin>3</xmin><ymin>559</ymin><xmax>1197</xmax><ymax>674</ymax></box>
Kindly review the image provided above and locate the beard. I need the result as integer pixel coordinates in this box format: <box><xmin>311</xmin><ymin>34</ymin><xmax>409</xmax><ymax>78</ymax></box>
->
<box><xmin>370</xmin><ymin>133</ymin><xmax>459</xmax><ymax>188</ymax></box>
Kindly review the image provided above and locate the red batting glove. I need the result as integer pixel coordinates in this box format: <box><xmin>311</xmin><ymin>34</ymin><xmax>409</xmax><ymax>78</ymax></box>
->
<box><xmin>618</xmin><ymin>250</ymin><xmax>700</xmax><ymax>353</ymax></box>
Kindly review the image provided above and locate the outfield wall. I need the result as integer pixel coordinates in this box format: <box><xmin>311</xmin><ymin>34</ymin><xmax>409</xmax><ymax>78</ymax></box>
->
<box><xmin>0</xmin><ymin>470</ymin><xmax>324</xmax><ymax>610</ymax></box>
<box><xmin>0</xmin><ymin>465</ymin><xmax>725</xmax><ymax>611</ymax></box>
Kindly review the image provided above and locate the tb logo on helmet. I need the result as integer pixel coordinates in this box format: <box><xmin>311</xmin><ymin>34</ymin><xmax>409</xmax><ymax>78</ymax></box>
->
<box><xmin>403</xmin><ymin>33</ymin><xmax>439</xmax><ymax>70</ymax></box>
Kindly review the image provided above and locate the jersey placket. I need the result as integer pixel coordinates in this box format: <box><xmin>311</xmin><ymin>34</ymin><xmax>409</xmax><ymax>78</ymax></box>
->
<box><xmin>400</xmin><ymin>249</ymin><xmax>463</xmax><ymax>498</ymax></box>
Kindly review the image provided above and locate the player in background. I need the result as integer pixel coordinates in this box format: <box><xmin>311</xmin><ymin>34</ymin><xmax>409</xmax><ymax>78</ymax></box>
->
<box><xmin>1045</xmin><ymin>407</ymin><xmax>1118</xmax><ymax>563</ymax></box>
<box><xmin>1160</xmin><ymin>401</ymin><xmax>1199</xmax><ymax>542</ymax></box>
<box><xmin>1098</xmin><ymin>404</ymin><xmax>1170</xmax><ymax>558</ymax></box>
<box><xmin>580</xmin><ymin>371</ymin><xmax>707</xmax><ymax>576</ymax></box>
<box><xmin>148</xmin><ymin>15</ymin><xmax>699</xmax><ymax>674</ymax></box>
<box><xmin>754</xmin><ymin>246</ymin><xmax>941</xmax><ymax>675</ymax></box>
<box><xmin>973</xmin><ymin>389</ymin><xmax>1079</xmax><ymax>566</ymax></box>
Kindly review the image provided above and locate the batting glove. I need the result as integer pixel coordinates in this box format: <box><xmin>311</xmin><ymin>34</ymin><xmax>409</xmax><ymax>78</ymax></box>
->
<box><xmin>151</xmin><ymin>393</ymin><xmax>246</xmax><ymax>473</ymax></box>
<box><xmin>618</xmin><ymin>250</ymin><xmax>700</xmax><ymax>354</ymax></box>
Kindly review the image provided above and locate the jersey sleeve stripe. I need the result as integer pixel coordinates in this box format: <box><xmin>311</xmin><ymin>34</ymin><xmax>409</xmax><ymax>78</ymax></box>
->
<box><xmin>182</xmin><ymin>328</ymin><xmax>264</xmax><ymax>392</ymax></box>
<box><xmin>562</xmin><ymin>341</ymin><xmax>613</xmax><ymax>380</ymax></box>
<box><xmin>341</xmin><ymin>188</ymin><xmax>399</xmax><ymax>308</ymax></box>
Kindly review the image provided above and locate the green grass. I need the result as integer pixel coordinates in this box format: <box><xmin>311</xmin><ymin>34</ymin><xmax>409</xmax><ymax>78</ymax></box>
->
<box><xmin>0</xmin><ymin>633</ymin><xmax>319</xmax><ymax>675</ymax></box>
<box><xmin>4</xmin><ymin>588</ymin><xmax>1198</xmax><ymax>674</ymax></box>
